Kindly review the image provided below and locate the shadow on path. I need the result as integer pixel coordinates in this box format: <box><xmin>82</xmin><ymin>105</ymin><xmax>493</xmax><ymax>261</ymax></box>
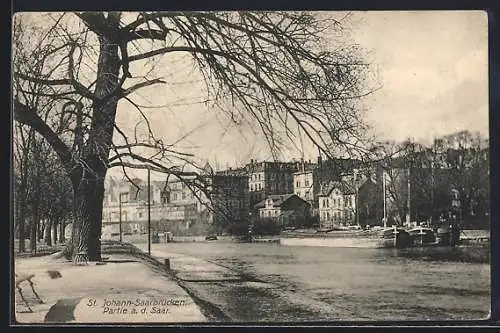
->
<box><xmin>44</xmin><ymin>297</ymin><xmax>83</xmax><ymax>323</ymax></box>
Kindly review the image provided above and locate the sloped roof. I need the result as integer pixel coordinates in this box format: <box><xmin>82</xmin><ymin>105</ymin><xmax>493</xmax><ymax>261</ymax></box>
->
<box><xmin>202</xmin><ymin>162</ymin><xmax>214</xmax><ymax>175</ymax></box>
<box><xmin>254</xmin><ymin>193</ymin><xmax>304</xmax><ymax>209</ymax></box>
<box><xmin>318</xmin><ymin>178</ymin><xmax>369</xmax><ymax>197</ymax></box>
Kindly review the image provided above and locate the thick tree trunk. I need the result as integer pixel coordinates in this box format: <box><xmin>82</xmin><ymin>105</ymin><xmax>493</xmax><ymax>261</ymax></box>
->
<box><xmin>53</xmin><ymin>219</ymin><xmax>58</xmax><ymax>244</ymax></box>
<box><xmin>88</xmin><ymin>178</ymin><xmax>105</xmax><ymax>260</ymax></box>
<box><xmin>38</xmin><ymin>219</ymin><xmax>44</xmax><ymax>242</ymax></box>
<box><xmin>59</xmin><ymin>219</ymin><xmax>66</xmax><ymax>243</ymax></box>
<box><xmin>63</xmin><ymin>13</ymin><xmax>120</xmax><ymax>264</ymax></box>
<box><xmin>45</xmin><ymin>219</ymin><xmax>53</xmax><ymax>246</ymax></box>
<box><xmin>66</xmin><ymin>173</ymin><xmax>106</xmax><ymax>263</ymax></box>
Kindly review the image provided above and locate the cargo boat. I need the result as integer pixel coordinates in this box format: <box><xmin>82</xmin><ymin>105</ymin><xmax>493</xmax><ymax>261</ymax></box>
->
<box><xmin>408</xmin><ymin>227</ymin><xmax>438</xmax><ymax>247</ymax></box>
<box><xmin>377</xmin><ymin>227</ymin><xmax>411</xmax><ymax>249</ymax></box>
<box><xmin>280</xmin><ymin>225</ymin><xmax>463</xmax><ymax>249</ymax></box>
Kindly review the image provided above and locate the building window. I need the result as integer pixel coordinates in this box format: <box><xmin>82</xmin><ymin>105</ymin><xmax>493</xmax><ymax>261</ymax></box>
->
<box><xmin>296</xmin><ymin>181</ymin><xmax>300</xmax><ymax>188</ymax></box>
<box><xmin>120</xmin><ymin>192</ymin><xmax>129</xmax><ymax>203</ymax></box>
<box><xmin>305</xmin><ymin>180</ymin><xmax>309</xmax><ymax>187</ymax></box>
<box><xmin>138</xmin><ymin>212</ymin><xmax>143</xmax><ymax>218</ymax></box>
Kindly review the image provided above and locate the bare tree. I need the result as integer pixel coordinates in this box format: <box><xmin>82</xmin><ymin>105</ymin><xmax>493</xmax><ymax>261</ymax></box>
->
<box><xmin>13</xmin><ymin>124</ymin><xmax>35</xmax><ymax>253</ymax></box>
<box><xmin>13</xmin><ymin>11</ymin><xmax>374</xmax><ymax>263</ymax></box>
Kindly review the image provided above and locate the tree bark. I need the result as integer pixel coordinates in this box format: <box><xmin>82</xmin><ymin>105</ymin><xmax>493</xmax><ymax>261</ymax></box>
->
<box><xmin>45</xmin><ymin>218</ymin><xmax>53</xmax><ymax>246</ymax></box>
<box><xmin>30</xmin><ymin>218</ymin><xmax>37</xmax><ymax>253</ymax></box>
<box><xmin>67</xmin><ymin>172</ymin><xmax>106</xmax><ymax>263</ymax></box>
<box><xmin>65</xmin><ymin>14</ymin><xmax>121</xmax><ymax>263</ymax></box>
<box><xmin>38</xmin><ymin>219</ymin><xmax>45</xmax><ymax>242</ymax></box>
<box><xmin>18</xmin><ymin>202</ymin><xmax>26</xmax><ymax>253</ymax></box>
<box><xmin>53</xmin><ymin>219</ymin><xmax>58</xmax><ymax>244</ymax></box>
<box><xmin>59</xmin><ymin>219</ymin><xmax>66</xmax><ymax>243</ymax></box>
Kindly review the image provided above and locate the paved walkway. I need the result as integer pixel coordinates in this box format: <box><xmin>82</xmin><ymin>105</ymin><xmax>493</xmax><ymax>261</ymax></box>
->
<box><xmin>14</xmin><ymin>252</ymin><xmax>206</xmax><ymax>324</ymax></box>
<box><xmin>135</xmin><ymin>244</ymin><xmax>242</xmax><ymax>282</ymax></box>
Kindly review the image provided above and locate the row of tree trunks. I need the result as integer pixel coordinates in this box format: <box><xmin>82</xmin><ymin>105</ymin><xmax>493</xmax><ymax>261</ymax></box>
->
<box><xmin>17</xmin><ymin>217</ymin><xmax>68</xmax><ymax>252</ymax></box>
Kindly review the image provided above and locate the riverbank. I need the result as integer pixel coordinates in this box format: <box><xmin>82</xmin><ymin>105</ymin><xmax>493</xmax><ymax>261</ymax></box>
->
<box><xmin>138</xmin><ymin>242</ymin><xmax>490</xmax><ymax>321</ymax></box>
<box><xmin>14</xmin><ymin>241</ymin><xmax>206</xmax><ymax>324</ymax></box>
<box><xmin>394</xmin><ymin>244</ymin><xmax>490</xmax><ymax>264</ymax></box>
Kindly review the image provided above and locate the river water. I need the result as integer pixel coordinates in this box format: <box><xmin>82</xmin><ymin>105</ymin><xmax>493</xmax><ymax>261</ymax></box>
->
<box><xmin>158</xmin><ymin>241</ymin><xmax>490</xmax><ymax>321</ymax></box>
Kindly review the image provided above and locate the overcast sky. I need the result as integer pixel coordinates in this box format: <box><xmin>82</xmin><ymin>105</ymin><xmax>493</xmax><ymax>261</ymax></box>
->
<box><xmin>353</xmin><ymin>11</ymin><xmax>488</xmax><ymax>144</ymax></box>
<box><xmin>108</xmin><ymin>10</ymin><xmax>488</xmax><ymax>179</ymax></box>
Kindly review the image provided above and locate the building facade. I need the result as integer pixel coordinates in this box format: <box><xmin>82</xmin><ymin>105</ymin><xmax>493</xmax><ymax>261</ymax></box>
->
<box><xmin>318</xmin><ymin>181</ymin><xmax>356</xmax><ymax>229</ymax></box>
<box><xmin>209</xmin><ymin>174</ymin><xmax>250</xmax><ymax>227</ymax></box>
<box><xmin>293</xmin><ymin>169</ymin><xmax>317</xmax><ymax>207</ymax></box>
<box><xmin>246</xmin><ymin>160</ymin><xmax>305</xmax><ymax>206</ymax></box>
<box><xmin>254</xmin><ymin>194</ymin><xmax>311</xmax><ymax>226</ymax></box>
<box><xmin>293</xmin><ymin>157</ymin><xmax>363</xmax><ymax>214</ymax></box>
<box><xmin>101</xmin><ymin>173</ymin><xmax>250</xmax><ymax>236</ymax></box>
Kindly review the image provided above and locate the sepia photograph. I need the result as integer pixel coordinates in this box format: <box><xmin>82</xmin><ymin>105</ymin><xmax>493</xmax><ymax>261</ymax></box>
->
<box><xmin>11</xmin><ymin>10</ymin><xmax>490</xmax><ymax>324</ymax></box>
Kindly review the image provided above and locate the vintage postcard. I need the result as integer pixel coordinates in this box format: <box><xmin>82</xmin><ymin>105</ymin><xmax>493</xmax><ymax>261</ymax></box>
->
<box><xmin>11</xmin><ymin>10</ymin><xmax>490</xmax><ymax>324</ymax></box>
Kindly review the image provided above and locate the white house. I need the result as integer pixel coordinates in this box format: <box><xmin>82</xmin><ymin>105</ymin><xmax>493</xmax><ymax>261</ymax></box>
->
<box><xmin>318</xmin><ymin>181</ymin><xmax>357</xmax><ymax>229</ymax></box>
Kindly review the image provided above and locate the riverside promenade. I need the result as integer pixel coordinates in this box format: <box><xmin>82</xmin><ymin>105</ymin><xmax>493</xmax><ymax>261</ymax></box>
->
<box><xmin>13</xmin><ymin>242</ymin><xmax>206</xmax><ymax>324</ymax></box>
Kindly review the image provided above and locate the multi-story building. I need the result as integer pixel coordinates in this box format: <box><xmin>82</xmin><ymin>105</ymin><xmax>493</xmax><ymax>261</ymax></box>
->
<box><xmin>102</xmin><ymin>176</ymin><xmax>166</xmax><ymax>207</ymax></box>
<box><xmin>101</xmin><ymin>172</ymin><xmax>250</xmax><ymax>236</ymax></box>
<box><xmin>316</xmin><ymin>163</ymin><xmax>390</xmax><ymax>229</ymax></box>
<box><xmin>166</xmin><ymin>177</ymin><xmax>201</xmax><ymax>207</ymax></box>
<box><xmin>246</xmin><ymin>160</ymin><xmax>304</xmax><ymax>206</ymax></box>
<box><xmin>209</xmin><ymin>175</ymin><xmax>250</xmax><ymax>227</ymax></box>
<box><xmin>317</xmin><ymin>181</ymin><xmax>357</xmax><ymax>229</ymax></box>
<box><xmin>293</xmin><ymin>168</ymin><xmax>318</xmax><ymax>207</ymax></box>
<box><xmin>102</xmin><ymin>176</ymin><xmax>169</xmax><ymax>234</ymax></box>
<box><xmin>293</xmin><ymin>157</ymin><xmax>362</xmax><ymax>213</ymax></box>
